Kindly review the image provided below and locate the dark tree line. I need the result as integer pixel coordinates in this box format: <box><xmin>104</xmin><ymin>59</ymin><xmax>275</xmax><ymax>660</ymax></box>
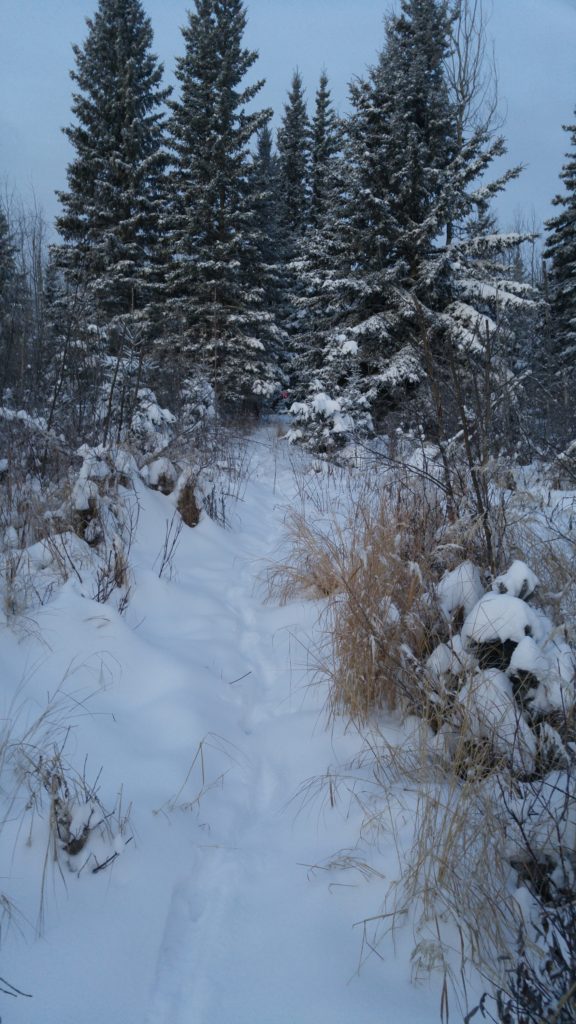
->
<box><xmin>0</xmin><ymin>0</ymin><xmax>574</xmax><ymax>454</ymax></box>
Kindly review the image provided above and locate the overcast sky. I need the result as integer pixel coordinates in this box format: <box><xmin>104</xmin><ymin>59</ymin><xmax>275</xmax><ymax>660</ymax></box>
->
<box><xmin>1</xmin><ymin>0</ymin><xmax>575</xmax><ymax>236</ymax></box>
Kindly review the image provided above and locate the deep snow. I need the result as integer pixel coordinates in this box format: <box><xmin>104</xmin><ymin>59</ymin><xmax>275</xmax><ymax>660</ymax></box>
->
<box><xmin>0</xmin><ymin>428</ymin><xmax>449</xmax><ymax>1024</ymax></box>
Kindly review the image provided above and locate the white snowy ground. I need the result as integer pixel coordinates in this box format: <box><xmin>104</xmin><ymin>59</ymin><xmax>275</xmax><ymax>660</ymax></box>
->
<box><xmin>0</xmin><ymin>428</ymin><xmax>461</xmax><ymax>1024</ymax></box>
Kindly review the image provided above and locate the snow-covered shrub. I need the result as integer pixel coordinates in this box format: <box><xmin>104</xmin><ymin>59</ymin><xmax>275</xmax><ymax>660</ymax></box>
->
<box><xmin>288</xmin><ymin>388</ymin><xmax>372</xmax><ymax>453</ymax></box>
<box><xmin>59</xmin><ymin>445</ymin><xmax>139</xmax><ymax>608</ymax></box>
<box><xmin>182</xmin><ymin>423</ymin><xmax>254</xmax><ymax>529</ymax></box>
<box><xmin>138</xmin><ymin>419</ymin><xmax>255</xmax><ymax>532</ymax></box>
<box><xmin>491</xmin><ymin>901</ymin><xmax>576</xmax><ymax>1023</ymax></box>
<box><xmin>472</xmin><ymin>759</ymin><xmax>576</xmax><ymax>1022</ymax></box>
<box><xmin>428</xmin><ymin>557</ymin><xmax>575</xmax><ymax>768</ymax></box>
<box><xmin>179</xmin><ymin>375</ymin><xmax>216</xmax><ymax>427</ymax></box>
<box><xmin>387</xmin><ymin>553</ymin><xmax>575</xmax><ymax>999</ymax></box>
<box><xmin>0</xmin><ymin>408</ymin><xmax>76</xmax><ymax>615</ymax></box>
<box><xmin>0</xmin><ymin>427</ymin><xmax>140</xmax><ymax>618</ymax></box>
<box><xmin>274</xmin><ymin>450</ymin><xmax>576</xmax><ymax>1003</ymax></box>
<box><xmin>141</xmin><ymin>456</ymin><xmax>178</xmax><ymax>495</ymax></box>
<box><xmin>507</xmin><ymin>490</ymin><xmax>576</xmax><ymax>649</ymax></box>
<box><xmin>128</xmin><ymin>388</ymin><xmax>175</xmax><ymax>453</ymax></box>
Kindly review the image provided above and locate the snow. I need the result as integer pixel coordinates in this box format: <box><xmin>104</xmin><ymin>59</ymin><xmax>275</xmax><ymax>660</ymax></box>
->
<box><xmin>457</xmin><ymin>278</ymin><xmax>535</xmax><ymax>308</ymax></box>
<box><xmin>508</xmin><ymin>635</ymin><xmax>551</xmax><ymax>682</ymax></box>
<box><xmin>289</xmin><ymin>393</ymin><xmax>355</xmax><ymax>437</ymax></box>
<box><xmin>492</xmin><ymin>559</ymin><xmax>539</xmax><ymax>600</ymax></box>
<box><xmin>144</xmin><ymin>457</ymin><xmax>178</xmax><ymax>490</ymax></box>
<box><xmin>426</xmin><ymin>633</ymin><xmax>477</xmax><ymax>680</ymax></box>
<box><xmin>458</xmin><ymin>669</ymin><xmax>536</xmax><ymax>771</ymax></box>
<box><xmin>311</xmin><ymin>392</ymin><xmax>341</xmax><ymax>417</ymax></box>
<box><xmin>0</xmin><ymin>426</ymin><xmax>448</xmax><ymax>1024</ymax></box>
<box><xmin>130</xmin><ymin>390</ymin><xmax>176</xmax><ymax>452</ymax></box>
<box><xmin>71</xmin><ymin>475</ymin><xmax>99</xmax><ymax>512</ymax></box>
<box><xmin>461</xmin><ymin>591</ymin><xmax>547</xmax><ymax>647</ymax></box>
<box><xmin>340</xmin><ymin>338</ymin><xmax>358</xmax><ymax>355</ymax></box>
<box><xmin>375</xmin><ymin>344</ymin><xmax>423</xmax><ymax>387</ymax></box>
<box><xmin>531</xmin><ymin>635</ymin><xmax>576</xmax><ymax>712</ymax></box>
<box><xmin>437</xmin><ymin>560</ymin><xmax>484</xmax><ymax>619</ymax></box>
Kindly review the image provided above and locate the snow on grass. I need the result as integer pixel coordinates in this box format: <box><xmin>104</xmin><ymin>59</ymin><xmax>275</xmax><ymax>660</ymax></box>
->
<box><xmin>461</xmin><ymin>591</ymin><xmax>548</xmax><ymax>647</ymax></box>
<box><xmin>0</xmin><ymin>426</ymin><xmax>449</xmax><ymax>1024</ymax></box>
<box><xmin>437</xmin><ymin>560</ymin><xmax>484</xmax><ymax>619</ymax></box>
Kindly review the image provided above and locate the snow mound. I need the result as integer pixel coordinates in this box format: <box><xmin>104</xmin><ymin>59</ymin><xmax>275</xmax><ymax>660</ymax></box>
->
<box><xmin>462</xmin><ymin>592</ymin><xmax>545</xmax><ymax>647</ymax></box>
<box><xmin>426</xmin><ymin>633</ymin><xmax>476</xmax><ymax>680</ymax></box>
<box><xmin>437</xmin><ymin>561</ymin><xmax>484</xmax><ymax>618</ymax></box>
<box><xmin>492</xmin><ymin>560</ymin><xmax>539</xmax><ymax>600</ymax></box>
<box><xmin>458</xmin><ymin>668</ymin><xmax>536</xmax><ymax>771</ymax></box>
<box><xmin>508</xmin><ymin>636</ymin><xmax>550</xmax><ymax>682</ymax></box>
<box><xmin>143</xmin><ymin>457</ymin><xmax>178</xmax><ymax>494</ymax></box>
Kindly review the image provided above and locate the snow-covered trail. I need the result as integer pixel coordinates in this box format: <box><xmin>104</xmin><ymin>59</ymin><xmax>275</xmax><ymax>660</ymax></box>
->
<box><xmin>135</xmin><ymin>436</ymin><xmax>389</xmax><ymax>1024</ymax></box>
<box><xmin>0</xmin><ymin>428</ymin><xmax>440</xmax><ymax>1024</ymax></box>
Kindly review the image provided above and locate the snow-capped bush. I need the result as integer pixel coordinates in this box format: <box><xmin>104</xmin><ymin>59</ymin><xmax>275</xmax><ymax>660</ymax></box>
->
<box><xmin>437</xmin><ymin>560</ymin><xmax>485</xmax><ymax>620</ymax></box>
<box><xmin>288</xmin><ymin>392</ymin><xmax>356</xmax><ymax>449</ymax></box>
<box><xmin>0</xmin><ymin>440</ymin><xmax>140</xmax><ymax>618</ymax></box>
<box><xmin>429</xmin><ymin>560</ymin><xmax>575</xmax><ymax>764</ymax></box>
<box><xmin>129</xmin><ymin>388</ymin><xmax>176</xmax><ymax>453</ymax></box>
<box><xmin>492</xmin><ymin>559</ymin><xmax>539</xmax><ymax>600</ymax></box>
<box><xmin>179</xmin><ymin>375</ymin><xmax>216</xmax><ymax>427</ymax></box>
<box><xmin>142</xmin><ymin>456</ymin><xmax>178</xmax><ymax>495</ymax></box>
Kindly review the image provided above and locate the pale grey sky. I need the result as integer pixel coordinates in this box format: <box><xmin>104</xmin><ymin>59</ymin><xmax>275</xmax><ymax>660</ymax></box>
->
<box><xmin>1</xmin><ymin>0</ymin><xmax>575</xmax><ymax>235</ymax></box>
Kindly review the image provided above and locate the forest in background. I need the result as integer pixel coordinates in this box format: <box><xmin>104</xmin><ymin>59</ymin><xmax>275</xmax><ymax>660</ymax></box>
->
<box><xmin>0</xmin><ymin>0</ymin><xmax>573</xmax><ymax>458</ymax></box>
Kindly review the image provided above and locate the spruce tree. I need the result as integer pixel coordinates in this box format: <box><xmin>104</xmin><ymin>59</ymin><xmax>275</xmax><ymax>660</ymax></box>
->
<box><xmin>249</xmin><ymin>125</ymin><xmax>283</xmax><ymax>310</ymax></box>
<box><xmin>347</xmin><ymin>0</ymin><xmax>456</xmax><ymax>293</ymax></box>
<box><xmin>545</xmin><ymin>109</ymin><xmax>576</xmax><ymax>381</ymax></box>
<box><xmin>277</xmin><ymin>71</ymin><xmax>311</xmax><ymax>239</ymax></box>
<box><xmin>290</xmin><ymin>0</ymin><xmax>456</xmax><ymax>446</ymax></box>
<box><xmin>288</xmin><ymin>82</ymin><xmax>346</xmax><ymax>419</ymax></box>
<box><xmin>0</xmin><ymin>207</ymin><xmax>17</xmax><ymax>394</ymax></box>
<box><xmin>289</xmin><ymin>0</ymin><xmax>533</xmax><ymax>450</ymax></box>
<box><xmin>164</xmin><ymin>0</ymin><xmax>279</xmax><ymax>412</ymax></box>
<box><xmin>310</xmin><ymin>73</ymin><xmax>339</xmax><ymax>229</ymax></box>
<box><xmin>0</xmin><ymin>208</ymin><xmax>15</xmax><ymax>304</ymax></box>
<box><xmin>54</xmin><ymin>0</ymin><xmax>169</xmax><ymax>327</ymax></box>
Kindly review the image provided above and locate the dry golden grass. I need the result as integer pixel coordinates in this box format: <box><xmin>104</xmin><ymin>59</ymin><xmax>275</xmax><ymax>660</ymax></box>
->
<box><xmin>267</xmin><ymin>475</ymin><xmax>449</xmax><ymax>721</ymax></box>
<box><xmin>386</xmin><ymin>736</ymin><xmax>522</xmax><ymax>983</ymax></box>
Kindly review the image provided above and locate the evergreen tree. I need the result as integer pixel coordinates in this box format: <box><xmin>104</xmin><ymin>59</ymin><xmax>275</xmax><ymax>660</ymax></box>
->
<box><xmin>249</xmin><ymin>125</ymin><xmax>283</xmax><ymax>309</ymax></box>
<box><xmin>289</xmin><ymin>0</ymin><xmax>532</xmax><ymax>450</ymax></box>
<box><xmin>0</xmin><ymin>208</ymin><xmax>15</xmax><ymax>306</ymax></box>
<box><xmin>277</xmin><ymin>71</ymin><xmax>311</xmax><ymax>238</ymax></box>
<box><xmin>0</xmin><ymin>206</ymin><xmax>18</xmax><ymax>394</ymax></box>
<box><xmin>290</xmin><ymin>0</ymin><xmax>456</xmax><ymax>446</ymax></box>
<box><xmin>288</xmin><ymin>104</ymin><xmax>347</xmax><ymax>416</ymax></box>
<box><xmin>310</xmin><ymin>72</ymin><xmax>340</xmax><ymax>229</ymax></box>
<box><xmin>164</xmin><ymin>0</ymin><xmax>279</xmax><ymax>411</ymax></box>
<box><xmin>347</xmin><ymin>0</ymin><xmax>456</xmax><ymax>294</ymax></box>
<box><xmin>545</xmin><ymin>108</ymin><xmax>576</xmax><ymax>383</ymax></box>
<box><xmin>54</xmin><ymin>0</ymin><xmax>169</xmax><ymax>327</ymax></box>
